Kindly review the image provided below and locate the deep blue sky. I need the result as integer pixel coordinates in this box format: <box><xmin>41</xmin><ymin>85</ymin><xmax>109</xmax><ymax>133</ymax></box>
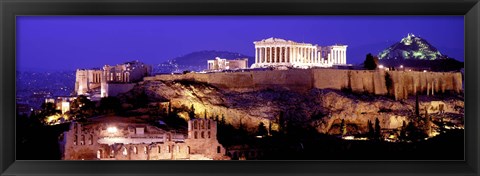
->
<box><xmin>17</xmin><ymin>16</ymin><xmax>464</xmax><ymax>71</ymax></box>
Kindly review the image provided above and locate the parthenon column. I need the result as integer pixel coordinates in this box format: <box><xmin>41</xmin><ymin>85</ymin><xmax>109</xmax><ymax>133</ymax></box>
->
<box><xmin>278</xmin><ymin>47</ymin><xmax>281</xmax><ymax>63</ymax></box>
<box><xmin>292</xmin><ymin>46</ymin><xmax>298</xmax><ymax>63</ymax></box>
<box><xmin>255</xmin><ymin>47</ymin><xmax>258</xmax><ymax>64</ymax></box>
<box><xmin>301</xmin><ymin>47</ymin><xmax>304</xmax><ymax>63</ymax></box>
<box><xmin>269</xmin><ymin>47</ymin><xmax>272</xmax><ymax>63</ymax></box>
<box><xmin>336</xmin><ymin>50</ymin><xmax>339</xmax><ymax>64</ymax></box>
<box><xmin>308</xmin><ymin>48</ymin><xmax>313</xmax><ymax>63</ymax></box>
<box><xmin>281</xmin><ymin>47</ymin><xmax>285</xmax><ymax>63</ymax></box>
<box><xmin>287</xmin><ymin>46</ymin><xmax>292</xmax><ymax>63</ymax></box>
<box><xmin>263</xmin><ymin>47</ymin><xmax>267</xmax><ymax>63</ymax></box>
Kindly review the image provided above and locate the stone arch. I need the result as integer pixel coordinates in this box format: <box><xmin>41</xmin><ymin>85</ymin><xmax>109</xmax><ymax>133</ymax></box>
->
<box><xmin>110</xmin><ymin>149</ymin><xmax>115</xmax><ymax>157</ymax></box>
<box><xmin>217</xmin><ymin>146</ymin><xmax>221</xmax><ymax>153</ymax></box>
<box><xmin>194</xmin><ymin>120</ymin><xmax>198</xmax><ymax>129</ymax></box>
<box><xmin>208</xmin><ymin>131</ymin><xmax>211</xmax><ymax>138</ymax></box>
<box><xmin>201</xmin><ymin>131</ymin><xmax>204</xmax><ymax>138</ymax></box>
<box><xmin>74</xmin><ymin>135</ymin><xmax>77</xmax><ymax>145</ymax></box>
<box><xmin>80</xmin><ymin>135</ymin><xmax>85</xmax><ymax>145</ymax></box>
<box><xmin>201</xmin><ymin>120</ymin><xmax>205</xmax><ymax>129</ymax></box>
<box><xmin>207</xmin><ymin>120</ymin><xmax>211</xmax><ymax>129</ymax></box>
<box><xmin>97</xmin><ymin>149</ymin><xmax>103</xmax><ymax>159</ymax></box>
<box><xmin>122</xmin><ymin>147</ymin><xmax>128</xmax><ymax>156</ymax></box>
<box><xmin>89</xmin><ymin>134</ymin><xmax>94</xmax><ymax>145</ymax></box>
<box><xmin>134</xmin><ymin>146</ymin><xmax>138</xmax><ymax>154</ymax></box>
<box><xmin>144</xmin><ymin>146</ymin><xmax>147</xmax><ymax>154</ymax></box>
<box><xmin>158</xmin><ymin>146</ymin><xmax>161</xmax><ymax>153</ymax></box>
<box><xmin>187</xmin><ymin>146</ymin><xmax>190</xmax><ymax>154</ymax></box>
<box><xmin>194</xmin><ymin>131</ymin><xmax>198</xmax><ymax>139</ymax></box>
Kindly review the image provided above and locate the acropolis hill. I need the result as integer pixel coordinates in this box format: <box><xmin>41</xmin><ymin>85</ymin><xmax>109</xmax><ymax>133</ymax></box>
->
<box><xmin>145</xmin><ymin>68</ymin><xmax>463</xmax><ymax>100</ymax></box>
<box><xmin>133</xmin><ymin>68</ymin><xmax>463</xmax><ymax>134</ymax></box>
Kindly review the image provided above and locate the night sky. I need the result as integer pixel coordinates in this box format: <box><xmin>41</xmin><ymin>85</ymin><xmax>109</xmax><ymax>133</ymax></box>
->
<box><xmin>17</xmin><ymin>16</ymin><xmax>464</xmax><ymax>72</ymax></box>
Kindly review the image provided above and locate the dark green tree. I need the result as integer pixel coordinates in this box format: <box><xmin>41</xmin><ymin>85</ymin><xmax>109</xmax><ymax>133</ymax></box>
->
<box><xmin>374</xmin><ymin>118</ymin><xmax>381</xmax><ymax>140</ymax></box>
<box><xmin>385</xmin><ymin>72</ymin><xmax>393</xmax><ymax>95</ymax></box>
<box><xmin>363</xmin><ymin>53</ymin><xmax>379</xmax><ymax>70</ymax></box>
<box><xmin>40</xmin><ymin>102</ymin><xmax>60</xmax><ymax>116</ymax></box>
<box><xmin>415</xmin><ymin>93</ymin><xmax>420</xmax><ymax>118</ymax></box>
<box><xmin>340</xmin><ymin>119</ymin><xmax>346</xmax><ymax>136</ymax></box>
<box><xmin>188</xmin><ymin>104</ymin><xmax>195</xmax><ymax>119</ymax></box>
<box><xmin>220</xmin><ymin>114</ymin><xmax>226</xmax><ymax>126</ymax></box>
<box><xmin>400</xmin><ymin>120</ymin><xmax>407</xmax><ymax>140</ymax></box>
<box><xmin>99</xmin><ymin>96</ymin><xmax>121</xmax><ymax>114</ymax></box>
<box><xmin>167</xmin><ymin>101</ymin><xmax>172</xmax><ymax>116</ymax></box>
<box><xmin>278</xmin><ymin>111</ymin><xmax>286</xmax><ymax>134</ymax></box>
<box><xmin>367</xmin><ymin>120</ymin><xmax>375</xmax><ymax>139</ymax></box>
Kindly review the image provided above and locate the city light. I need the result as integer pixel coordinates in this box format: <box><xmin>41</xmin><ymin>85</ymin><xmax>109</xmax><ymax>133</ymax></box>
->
<box><xmin>107</xmin><ymin>126</ymin><xmax>118</xmax><ymax>133</ymax></box>
<box><xmin>423</xmin><ymin>70</ymin><xmax>427</xmax><ymax>72</ymax></box>
<box><xmin>378</xmin><ymin>65</ymin><xmax>384</xmax><ymax>69</ymax></box>
<box><xmin>400</xmin><ymin>65</ymin><xmax>403</xmax><ymax>68</ymax></box>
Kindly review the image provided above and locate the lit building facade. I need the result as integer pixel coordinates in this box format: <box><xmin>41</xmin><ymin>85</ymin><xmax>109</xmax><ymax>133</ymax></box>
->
<box><xmin>251</xmin><ymin>38</ymin><xmax>348</xmax><ymax>69</ymax></box>
<box><xmin>207</xmin><ymin>57</ymin><xmax>249</xmax><ymax>71</ymax></box>
<box><xmin>45</xmin><ymin>96</ymin><xmax>77</xmax><ymax>114</ymax></box>
<box><xmin>60</xmin><ymin>117</ymin><xmax>229</xmax><ymax>160</ymax></box>
<box><xmin>74</xmin><ymin>60</ymin><xmax>152</xmax><ymax>97</ymax></box>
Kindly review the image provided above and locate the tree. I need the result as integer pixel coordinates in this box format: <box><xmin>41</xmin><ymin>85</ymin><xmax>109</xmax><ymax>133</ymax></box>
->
<box><xmin>220</xmin><ymin>114</ymin><xmax>226</xmax><ymax>126</ymax></box>
<box><xmin>374</xmin><ymin>118</ymin><xmax>381</xmax><ymax>140</ymax></box>
<box><xmin>385</xmin><ymin>72</ymin><xmax>393</xmax><ymax>95</ymax></box>
<box><xmin>367</xmin><ymin>120</ymin><xmax>375</xmax><ymax>139</ymax></box>
<box><xmin>278</xmin><ymin>111</ymin><xmax>286</xmax><ymax>134</ymax></box>
<box><xmin>167</xmin><ymin>101</ymin><xmax>172</xmax><ymax>116</ymax></box>
<box><xmin>70</xmin><ymin>95</ymin><xmax>95</xmax><ymax>118</ymax></box>
<box><xmin>424</xmin><ymin>108</ymin><xmax>431</xmax><ymax>136</ymax></box>
<box><xmin>415</xmin><ymin>93</ymin><xmax>420</xmax><ymax>118</ymax></box>
<box><xmin>188</xmin><ymin>104</ymin><xmax>195</xmax><ymax>119</ymax></box>
<box><xmin>363</xmin><ymin>53</ymin><xmax>379</xmax><ymax>70</ymax></box>
<box><xmin>99</xmin><ymin>97</ymin><xmax>121</xmax><ymax>114</ymax></box>
<box><xmin>40</xmin><ymin>102</ymin><xmax>60</xmax><ymax>116</ymax></box>
<box><xmin>340</xmin><ymin>119</ymin><xmax>347</xmax><ymax>136</ymax></box>
<box><xmin>400</xmin><ymin>120</ymin><xmax>407</xmax><ymax>140</ymax></box>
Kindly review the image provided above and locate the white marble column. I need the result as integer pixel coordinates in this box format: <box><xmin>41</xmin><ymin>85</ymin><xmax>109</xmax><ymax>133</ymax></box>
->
<box><xmin>295</xmin><ymin>47</ymin><xmax>298</xmax><ymax>63</ymax></box>
<box><xmin>255</xmin><ymin>47</ymin><xmax>258</xmax><ymax>64</ymax></box>
<box><xmin>336</xmin><ymin>50</ymin><xmax>339</xmax><ymax>64</ymax></box>
<box><xmin>279</xmin><ymin>47</ymin><xmax>282</xmax><ymax>63</ymax></box>
<box><xmin>279</xmin><ymin>47</ymin><xmax>284</xmax><ymax>62</ymax></box>
<box><xmin>308</xmin><ymin>48</ymin><xmax>313</xmax><ymax>63</ymax></box>
<box><xmin>288</xmin><ymin>47</ymin><xmax>291</xmax><ymax>63</ymax></box>
<box><xmin>263</xmin><ymin>47</ymin><xmax>266</xmax><ymax>64</ymax></box>
<box><xmin>269</xmin><ymin>47</ymin><xmax>272</xmax><ymax>64</ymax></box>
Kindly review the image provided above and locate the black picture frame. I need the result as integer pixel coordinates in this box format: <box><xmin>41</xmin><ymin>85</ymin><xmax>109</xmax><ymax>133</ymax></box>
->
<box><xmin>1</xmin><ymin>0</ymin><xmax>479</xmax><ymax>175</ymax></box>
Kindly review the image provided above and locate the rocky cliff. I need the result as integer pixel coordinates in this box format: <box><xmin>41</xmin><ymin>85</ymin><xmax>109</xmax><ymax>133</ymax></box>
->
<box><xmin>127</xmin><ymin>78</ymin><xmax>464</xmax><ymax>135</ymax></box>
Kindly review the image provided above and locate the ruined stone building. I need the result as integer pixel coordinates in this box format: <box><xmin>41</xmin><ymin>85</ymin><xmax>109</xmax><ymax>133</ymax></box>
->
<box><xmin>59</xmin><ymin>116</ymin><xmax>229</xmax><ymax>160</ymax></box>
<box><xmin>251</xmin><ymin>37</ymin><xmax>348</xmax><ymax>69</ymax></box>
<box><xmin>74</xmin><ymin>60</ymin><xmax>152</xmax><ymax>98</ymax></box>
<box><xmin>207</xmin><ymin>57</ymin><xmax>249</xmax><ymax>71</ymax></box>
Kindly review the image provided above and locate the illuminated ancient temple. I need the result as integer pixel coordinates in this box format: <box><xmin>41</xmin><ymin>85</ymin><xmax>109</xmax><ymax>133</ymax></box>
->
<box><xmin>251</xmin><ymin>37</ymin><xmax>347</xmax><ymax>69</ymax></box>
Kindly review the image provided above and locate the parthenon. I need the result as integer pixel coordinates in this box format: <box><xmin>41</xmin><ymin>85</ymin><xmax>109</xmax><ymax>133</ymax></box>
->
<box><xmin>251</xmin><ymin>37</ymin><xmax>347</xmax><ymax>68</ymax></box>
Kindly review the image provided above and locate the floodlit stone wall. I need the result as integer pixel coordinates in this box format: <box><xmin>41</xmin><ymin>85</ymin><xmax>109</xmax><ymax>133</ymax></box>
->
<box><xmin>148</xmin><ymin>69</ymin><xmax>462</xmax><ymax>100</ymax></box>
<box><xmin>60</xmin><ymin>118</ymin><xmax>229</xmax><ymax>160</ymax></box>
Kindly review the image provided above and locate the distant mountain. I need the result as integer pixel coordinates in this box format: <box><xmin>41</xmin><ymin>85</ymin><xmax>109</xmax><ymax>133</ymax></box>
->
<box><xmin>378</xmin><ymin>33</ymin><xmax>445</xmax><ymax>60</ymax></box>
<box><xmin>377</xmin><ymin>33</ymin><xmax>463</xmax><ymax>72</ymax></box>
<box><xmin>154</xmin><ymin>50</ymin><xmax>254</xmax><ymax>73</ymax></box>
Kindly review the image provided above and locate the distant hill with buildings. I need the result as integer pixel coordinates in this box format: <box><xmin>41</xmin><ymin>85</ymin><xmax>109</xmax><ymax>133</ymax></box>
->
<box><xmin>154</xmin><ymin>50</ymin><xmax>254</xmax><ymax>73</ymax></box>
<box><xmin>377</xmin><ymin>33</ymin><xmax>463</xmax><ymax>71</ymax></box>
